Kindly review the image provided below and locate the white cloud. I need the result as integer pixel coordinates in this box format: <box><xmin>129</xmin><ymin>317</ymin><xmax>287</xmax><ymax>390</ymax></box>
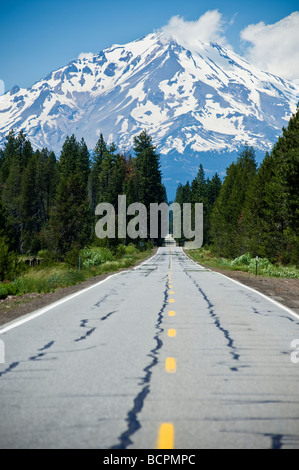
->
<box><xmin>159</xmin><ymin>10</ymin><xmax>233</xmax><ymax>51</ymax></box>
<box><xmin>78</xmin><ymin>52</ymin><xmax>94</xmax><ymax>61</ymax></box>
<box><xmin>241</xmin><ymin>12</ymin><xmax>299</xmax><ymax>81</ymax></box>
<box><xmin>0</xmin><ymin>79</ymin><xmax>4</xmax><ymax>95</ymax></box>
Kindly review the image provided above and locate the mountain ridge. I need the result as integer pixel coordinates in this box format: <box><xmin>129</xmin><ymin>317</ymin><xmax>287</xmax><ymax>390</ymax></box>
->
<box><xmin>1</xmin><ymin>32</ymin><xmax>298</xmax><ymax>197</ymax></box>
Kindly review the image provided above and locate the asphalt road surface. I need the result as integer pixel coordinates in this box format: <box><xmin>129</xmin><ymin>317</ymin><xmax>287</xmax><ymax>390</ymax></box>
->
<box><xmin>1</xmin><ymin>245</ymin><xmax>299</xmax><ymax>449</ymax></box>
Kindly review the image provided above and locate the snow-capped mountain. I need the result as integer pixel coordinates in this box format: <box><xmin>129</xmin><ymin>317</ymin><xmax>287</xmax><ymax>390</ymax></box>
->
<box><xmin>0</xmin><ymin>32</ymin><xmax>298</xmax><ymax>196</ymax></box>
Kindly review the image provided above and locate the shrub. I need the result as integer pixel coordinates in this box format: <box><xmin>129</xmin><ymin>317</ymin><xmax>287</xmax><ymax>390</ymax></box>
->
<box><xmin>64</xmin><ymin>244</ymin><xmax>82</xmax><ymax>267</ymax></box>
<box><xmin>0</xmin><ymin>285</ymin><xmax>7</xmax><ymax>299</ymax></box>
<box><xmin>248</xmin><ymin>257</ymin><xmax>272</xmax><ymax>271</ymax></box>
<box><xmin>125</xmin><ymin>243</ymin><xmax>138</xmax><ymax>255</ymax></box>
<box><xmin>80</xmin><ymin>247</ymin><xmax>114</xmax><ymax>268</ymax></box>
<box><xmin>231</xmin><ymin>253</ymin><xmax>252</xmax><ymax>266</ymax></box>
<box><xmin>0</xmin><ymin>282</ymin><xmax>18</xmax><ymax>299</ymax></box>
<box><xmin>0</xmin><ymin>237</ymin><xmax>22</xmax><ymax>281</ymax></box>
<box><xmin>37</xmin><ymin>249</ymin><xmax>56</xmax><ymax>266</ymax></box>
<box><xmin>115</xmin><ymin>244</ymin><xmax>126</xmax><ymax>259</ymax></box>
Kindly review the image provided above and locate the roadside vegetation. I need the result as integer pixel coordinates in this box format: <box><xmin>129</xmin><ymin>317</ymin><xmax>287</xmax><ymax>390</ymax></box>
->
<box><xmin>186</xmin><ymin>248</ymin><xmax>299</xmax><ymax>279</ymax></box>
<box><xmin>0</xmin><ymin>130</ymin><xmax>162</xmax><ymax>302</ymax></box>
<box><xmin>0</xmin><ymin>243</ymin><xmax>153</xmax><ymax>300</ymax></box>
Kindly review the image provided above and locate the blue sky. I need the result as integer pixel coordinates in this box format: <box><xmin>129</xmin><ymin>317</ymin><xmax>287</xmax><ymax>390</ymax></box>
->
<box><xmin>1</xmin><ymin>0</ymin><xmax>299</xmax><ymax>93</ymax></box>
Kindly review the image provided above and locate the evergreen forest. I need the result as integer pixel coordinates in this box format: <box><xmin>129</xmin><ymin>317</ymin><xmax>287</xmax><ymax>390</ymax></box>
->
<box><xmin>0</xmin><ymin>107</ymin><xmax>298</xmax><ymax>288</ymax></box>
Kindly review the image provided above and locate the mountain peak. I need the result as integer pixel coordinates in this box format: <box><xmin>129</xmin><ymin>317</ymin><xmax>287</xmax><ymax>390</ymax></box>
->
<box><xmin>0</xmin><ymin>32</ymin><xmax>298</xmax><ymax>194</ymax></box>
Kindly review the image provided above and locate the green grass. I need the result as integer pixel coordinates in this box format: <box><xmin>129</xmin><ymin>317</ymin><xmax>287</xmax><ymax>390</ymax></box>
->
<box><xmin>0</xmin><ymin>244</ymin><xmax>154</xmax><ymax>300</ymax></box>
<box><xmin>187</xmin><ymin>248</ymin><xmax>299</xmax><ymax>279</ymax></box>
<box><xmin>12</xmin><ymin>266</ymin><xmax>87</xmax><ymax>294</ymax></box>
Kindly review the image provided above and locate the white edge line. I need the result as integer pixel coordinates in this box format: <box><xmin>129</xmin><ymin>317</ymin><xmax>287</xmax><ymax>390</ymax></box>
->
<box><xmin>0</xmin><ymin>248</ymin><xmax>161</xmax><ymax>335</ymax></box>
<box><xmin>182</xmin><ymin>247</ymin><xmax>211</xmax><ymax>270</ymax></box>
<box><xmin>181</xmin><ymin>248</ymin><xmax>299</xmax><ymax>321</ymax></box>
<box><xmin>216</xmin><ymin>272</ymin><xmax>299</xmax><ymax>321</ymax></box>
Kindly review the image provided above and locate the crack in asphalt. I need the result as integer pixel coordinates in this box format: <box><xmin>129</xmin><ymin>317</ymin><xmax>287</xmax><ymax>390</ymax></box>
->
<box><xmin>29</xmin><ymin>340</ymin><xmax>55</xmax><ymax>361</ymax></box>
<box><xmin>111</xmin><ymin>279</ymin><xmax>168</xmax><ymax>449</ymax></box>
<box><xmin>74</xmin><ymin>327</ymin><xmax>96</xmax><ymax>343</ymax></box>
<box><xmin>0</xmin><ymin>361</ymin><xmax>19</xmax><ymax>378</ymax></box>
<box><xmin>75</xmin><ymin>311</ymin><xmax>117</xmax><ymax>342</ymax></box>
<box><xmin>0</xmin><ymin>341</ymin><xmax>56</xmax><ymax>376</ymax></box>
<box><xmin>184</xmin><ymin>269</ymin><xmax>240</xmax><ymax>365</ymax></box>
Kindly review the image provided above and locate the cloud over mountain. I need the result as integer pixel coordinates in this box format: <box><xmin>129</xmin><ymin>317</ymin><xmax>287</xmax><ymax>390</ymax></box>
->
<box><xmin>159</xmin><ymin>10</ymin><xmax>233</xmax><ymax>51</ymax></box>
<box><xmin>241</xmin><ymin>11</ymin><xmax>299</xmax><ymax>82</ymax></box>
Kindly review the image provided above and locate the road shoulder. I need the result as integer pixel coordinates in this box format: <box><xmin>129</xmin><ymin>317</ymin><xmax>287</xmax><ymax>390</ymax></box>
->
<box><xmin>0</xmin><ymin>248</ymin><xmax>158</xmax><ymax>328</ymax></box>
<box><xmin>183</xmin><ymin>249</ymin><xmax>299</xmax><ymax>317</ymax></box>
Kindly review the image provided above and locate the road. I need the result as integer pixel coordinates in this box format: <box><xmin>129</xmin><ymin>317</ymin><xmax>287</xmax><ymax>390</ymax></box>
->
<box><xmin>0</xmin><ymin>245</ymin><xmax>299</xmax><ymax>449</ymax></box>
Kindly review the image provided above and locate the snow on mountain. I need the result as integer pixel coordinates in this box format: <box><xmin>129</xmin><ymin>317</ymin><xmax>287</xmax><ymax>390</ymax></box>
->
<box><xmin>0</xmin><ymin>32</ymin><xmax>298</xmax><ymax>196</ymax></box>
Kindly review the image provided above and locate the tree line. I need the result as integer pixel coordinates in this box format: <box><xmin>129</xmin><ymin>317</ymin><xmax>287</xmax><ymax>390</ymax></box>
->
<box><xmin>0</xmin><ymin>129</ymin><xmax>166</xmax><ymax>269</ymax></box>
<box><xmin>0</xmin><ymin>105</ymin><xmax>298</xmax><ymax>273</ymax></box>
<box><xmin>175</xmin><ymin>106</ymin><xmax>299</xmax><ymax>265</ymax></box>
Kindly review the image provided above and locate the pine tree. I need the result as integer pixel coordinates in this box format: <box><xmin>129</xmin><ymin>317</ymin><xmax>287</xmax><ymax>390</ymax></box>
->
<box><xmin>133</xmin><ymin>131</ymin><xmax>165</xmax><ymax>207</ymax></box>
<box><xmin>174</xmin><ymin>181</ymin><xmax>191</xmax><ymax>245</ymax></box>
<box><xmin>133</xmin><ymin>131</ymin><xmax>166</xmax><ymax>244</ymax></box>
<box><xmin>193</xmin><ymin>164</ymin><xmax>206</xmax><ymax>203</ymax></box>
<box><xmin>2</xmin><ymin>152</ymin><xmax>22</xmax><ymax>252</ymax></box>
<box><xmin>109</xmin><ymin>154</ymin><xmax>127</xmax><ymax>207</ymax></box>
<box><xmin>38</xmin><ymin>149</ymin><xmax>58</xmax><ymax>223</ymax></box>
<box><xmin>177</xmin><ymin>165</ymin><xmax>222</xmax><ymax>246</ymax></box>
<box><xmin>243</xmin><ymin>152</ymin><xmax>276</xmax><ymax>258</ymax></box>
<box><xmin>46</xmin><ymin>135</ymin><xmax>92</xmax><ymax>258</ymax></box>
<box><xmin>19</xmin><ymin>154</ymin><xmax>41</xmax><ymax>254</ymax></box>
<box><xmin>78</xmin><ymin>138</ymin><xmax>91</xmax><ymax>187</ymax></box>
<box><xmin>89</xmin><ymin>134</ymin><xmax>107</xmax><ymax>211</ymax></box>
<box><xmin>46</xmin><ymin>174</ymin><xmax>92</xmax><ymax>258</ymax></box>
<box><xmin>243</xmin><ymin>106</ymin><xmax>299</xmax><ymax>264</ymax></box>
<box><xmin>97</xmin><ymin>143</ymin><xmax>116</xmax><ymax>204</ymax></box>
<box><xmin>210</xmin><ymin>145</ymin><xmax>257</xmax><ymax>257</ymax></box>
<box><xmin>0</xmin><ymin>131</ymin><xmax>36</xmax><ymax>252</ymax></box>
<box><xmin>123</xmin><ymin>155</ymin><xmax>138</xmax><ymax>206</ymax></box>
<box><xmin>205</xmin><ymin>173</ymin><xmax>222</xmax><ymax>244</ymax></box>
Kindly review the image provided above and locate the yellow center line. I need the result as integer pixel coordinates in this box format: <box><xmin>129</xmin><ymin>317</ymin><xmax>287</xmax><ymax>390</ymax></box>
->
<box><xmin>157</xmin><ymin>423</ymin><xmax>174</xmax><ymax>449</ymax></box>
<box><xmin>168</xmin><ymin>328</ymin><xmax>176</xmax><ymax>337</ymax></box>
<box><xmin>155</xmin><ymin>243</ymin><xmax>176</xmax><ymax>451</ymax></box>
<box><xmin>165</xmin><ymin>357</ymin><xmax>176</xmax><ymax>373</ymax></box>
